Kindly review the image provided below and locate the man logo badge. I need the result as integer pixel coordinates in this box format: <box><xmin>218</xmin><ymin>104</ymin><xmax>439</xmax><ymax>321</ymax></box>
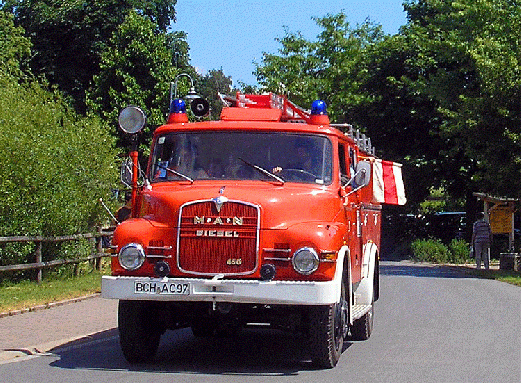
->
<box><xmin>212</xmin><ymin>196</ymin><xmax>228</xmax><ymax>213</ymax></box>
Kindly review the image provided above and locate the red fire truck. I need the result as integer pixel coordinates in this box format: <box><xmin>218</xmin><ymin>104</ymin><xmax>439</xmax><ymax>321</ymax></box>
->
<box><xmin>102</xmin><ymin>88</ymin><xmax>405</xmax><ymax>368</ymax></box>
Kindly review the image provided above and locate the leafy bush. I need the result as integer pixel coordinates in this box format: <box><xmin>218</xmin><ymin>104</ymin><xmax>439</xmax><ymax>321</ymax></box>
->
<box><xmin>0</xmin><ymin>75</ymin><xmax>119</xmax><ymax>266</ymax></box>
<box><xmin>411</xmin><ymin>238</ymin><xmax>472</xmax><ymax>264</ymax></box>
<box><xmin>411</xmin><ymin>239</ymin><xmax>450</xmax><ymax>263</ymax></box>
<box><xmin>449</xmin><ymin>238</ymin><xmax>472</xmax><ymax>263</ymax></box>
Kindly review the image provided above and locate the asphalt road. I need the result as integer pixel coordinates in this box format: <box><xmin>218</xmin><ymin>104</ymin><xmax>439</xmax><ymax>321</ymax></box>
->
<box><xmin>1</xmin><ymin>261</ymin><xmax>520</xmax><ymax>383</ymax></box>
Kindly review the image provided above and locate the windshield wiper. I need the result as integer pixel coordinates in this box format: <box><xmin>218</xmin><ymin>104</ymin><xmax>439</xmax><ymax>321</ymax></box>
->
<box><xmin>238</xmin><ymin>158</ymin><xmax>285</xmax><ymax>184</ymax></box>
<box><xmin>155</xmin><ymin>163</ymin><xmax>194</xmax><ymax>183</ymax></box>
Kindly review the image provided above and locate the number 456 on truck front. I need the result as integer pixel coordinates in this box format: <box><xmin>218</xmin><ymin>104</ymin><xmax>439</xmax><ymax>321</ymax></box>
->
<box><xmin>102</xmin><ymin>87</ymin><xmax>406</xmax><ymax>368</ymax></box>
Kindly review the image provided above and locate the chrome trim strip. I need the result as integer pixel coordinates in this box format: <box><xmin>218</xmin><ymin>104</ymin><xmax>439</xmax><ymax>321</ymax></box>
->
<box><xmin>320</xmin><ymin>250</ymin><xmax>337</xmax><ymax>255</ymax></box>
<box><xmin>147</xmin><ymin>246</ymin><xmax>173</xmax><ymax>250</ymax></box>
<box><xmin>264</xmin><ymin>257</ymin><xmax>291</xmax><ymax>262</ymax></box>
<box><xmin>263</xmin><ymin>248</ymin><xmax>291</xmax><ymax>253</ymax></box>
<box><xmin>146</xmin><ymin>254</ymin><xmax>173</xmax><ymax>259</ymax></box>
<box><xmin>146</xmin><ymin>246</ymin><xmax>173</xmax><ymax>258</ymax></box>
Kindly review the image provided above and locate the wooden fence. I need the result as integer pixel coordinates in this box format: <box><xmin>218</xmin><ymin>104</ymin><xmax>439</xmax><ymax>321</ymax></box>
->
<box><xmin>0</xmin><ymin>228</ymin><xmax>114</xmax><ymax>283</ymax></box>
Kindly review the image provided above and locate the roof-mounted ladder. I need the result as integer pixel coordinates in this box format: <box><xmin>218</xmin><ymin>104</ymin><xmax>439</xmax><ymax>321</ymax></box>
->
<box><xmin>219</xmin><ymin>92</ymin><xmax>376</xmax><ymax>154</ymax></box>
<box><xmin>219</xmin><ymin>92</ymin><xmax>312</xmax><ymax>123</ymax></box>
<box><xmin>331</xmin><ymin>124</ymin><xmax>376</xmax><ymax>155</ymax></box>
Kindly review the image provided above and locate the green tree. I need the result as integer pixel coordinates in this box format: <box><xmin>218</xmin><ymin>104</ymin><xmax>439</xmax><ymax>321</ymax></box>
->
<box><xmin>0</xmin><ymin>9</ymin><xmax>119</xmax><ymax>267</ymax></box>
<box><xmin>197</xmin><ymin>68</ymin><xmax>233</xmax><ymax>119</ymax></box>
<box><xmin>2</xmin><ymin>0</ymin><xmax>178</xmax><ymax>112</ymax></box>
<box><xmin>87</xmin><ymin>10</ymin><xmax>182</xmax><ymax>147</ymax></box>
<box><xmin>257</xmin><ymin>14</ymin><xmax>387</xmax><ymax>128</ymax></box>
<box><xmin>351</xmin><ymin>32</ymin><xmax>447</xmax><ymax>206</ymax></box>
<box><xmin>171</xmin><ymin>30</ymin><xmax>191</xmax><ymax>70</ymax></box>
<box><xmin>255</xmin><ymin>13</ymin><xmax>385</xmax><ymax>122</ymax></box>
<box><xmin>312</xmin><ymin>14</ymin><xmax>385</xmax><ymax>123</ymax></box>
<box><xmin>255</xmin><ymin>28</ymin><xmax>321</xmax><ymax>107</ymax></box>
<box><xmin>0</xmin><ymin>9</ymin><xmax>31</xmax><ymax>79</ymax></box>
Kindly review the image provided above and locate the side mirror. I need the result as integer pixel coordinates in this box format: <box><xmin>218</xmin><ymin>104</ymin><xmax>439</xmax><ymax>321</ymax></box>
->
<box><xmin>120</xmin><ymin>159</ymin><xmax>133</xmax><ymax>187</ymax></box>
<box><xmin>120</xmin><ymin>158</ymin><xmax>142</xmax><ymax>187</ymax></box>
<box><xmin>353</xmin><ymin>161</ymin><xmax>371</xmax><ymax>188</ymax></box>
<box><xmin>341</xmin><ymin>174</ymin><xmax>351</xmax><ymax>186</ymax></box>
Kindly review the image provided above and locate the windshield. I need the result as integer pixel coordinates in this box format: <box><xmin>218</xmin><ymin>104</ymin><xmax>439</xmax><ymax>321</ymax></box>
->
<box><xmin>150</xmin><ymin>131</ymin><xmax>333</xmax><ymax>184</ymax></box>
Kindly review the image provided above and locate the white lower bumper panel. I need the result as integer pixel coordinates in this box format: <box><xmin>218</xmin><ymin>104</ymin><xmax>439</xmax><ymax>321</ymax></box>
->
<box><xmin>101</xmin><ymin>275</ymin><xmax>338</xmax><ymax>305</ymax></box>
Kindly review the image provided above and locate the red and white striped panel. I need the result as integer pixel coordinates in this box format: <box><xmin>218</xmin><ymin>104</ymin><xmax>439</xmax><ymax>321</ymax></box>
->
<box><xmin>373</xmin><ymin>159</ymin><xmax>406</xmax><ymax>205</ymax></box>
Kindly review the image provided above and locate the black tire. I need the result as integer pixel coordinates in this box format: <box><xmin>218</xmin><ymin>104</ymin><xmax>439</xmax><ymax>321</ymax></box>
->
<box><xmin>309</xmin><ymin>278</ymin><xmax>348</xmax><ymax>368</ymax></box>
<box><xmin>350</xmin><ymin>304</ymin><xmax>374</xmax><ymax>341</ymax></box>
<box><xmin>118</xmin><ymin>300</ymin><xmax>162</xmax><ymax>363</ymax></box>
<box><xmin>374</xmin><ymin>258</ymin><xmax>380</xmax><ymax>302</ymax></box>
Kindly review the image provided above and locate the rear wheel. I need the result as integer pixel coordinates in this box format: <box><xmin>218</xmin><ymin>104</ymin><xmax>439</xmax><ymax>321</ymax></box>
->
<box><xmin>118</xmin><ymin>300</ymin><xmax>162</xmax><ymax>363</ymax></box>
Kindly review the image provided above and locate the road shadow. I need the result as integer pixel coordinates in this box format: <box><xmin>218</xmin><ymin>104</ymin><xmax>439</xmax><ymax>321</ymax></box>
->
<box><xmin>380</xmin><ymin>261</ymin><xmax>475</xmax><ymax>279</ymax></box>
<box><xmin>49</xmin><ymin>327</ymin><xmax>352</xmax><ymax>375</ymax></box>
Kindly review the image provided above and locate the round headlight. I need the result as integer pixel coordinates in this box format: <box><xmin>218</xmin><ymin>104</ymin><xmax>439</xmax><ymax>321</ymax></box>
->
<box><xmin>118</xmin><ymin>243</ymin><xmax>145</xmax><ymax>270</ymax></box>
<box><xmin>292</xmin><ymin>247</ymin><xmax>319</xmax><ymax>275</ymax></box>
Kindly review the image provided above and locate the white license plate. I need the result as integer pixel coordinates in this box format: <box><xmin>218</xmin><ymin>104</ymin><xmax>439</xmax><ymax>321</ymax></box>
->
<box><xmin>134</xmin><ymin>281</ymin><xmax>190</xmax><ymax>295</ymax></box>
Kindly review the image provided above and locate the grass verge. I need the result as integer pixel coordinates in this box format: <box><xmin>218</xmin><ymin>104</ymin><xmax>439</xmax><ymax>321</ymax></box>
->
<box><xmin>0</xmin><ymin>260</ymin><xmax>109</xmax><ymax>314</ymax></box>
<box><xmin>463</xmin><ymin>267</ymin><xmax>521</xmax><ymax>287</ymax></box>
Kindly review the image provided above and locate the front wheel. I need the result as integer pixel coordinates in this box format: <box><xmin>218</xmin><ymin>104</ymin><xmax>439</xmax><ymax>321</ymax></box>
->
<box><xmin>118</xmin><ymin>300</ymin><xmax>162</xmax><ymax>363</ymax></box>
<box><xmin>308</xmin><ymin>279</ymin><xmax>348</xmax><ymax>368</ymax></box>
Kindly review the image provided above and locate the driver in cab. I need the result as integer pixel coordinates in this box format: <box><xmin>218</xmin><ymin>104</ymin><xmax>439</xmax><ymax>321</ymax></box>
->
<box><xmin>272</xmin><ymin>138</ymin><xmax>319</xmax><ymax>179</ymax></box>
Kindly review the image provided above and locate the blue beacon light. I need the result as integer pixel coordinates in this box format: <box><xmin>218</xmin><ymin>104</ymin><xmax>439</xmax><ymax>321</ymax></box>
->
<box><xmin>311</xmin><ymin>100</ymin><xmax>327</xmax><ymax>115</ymax></box>
<box><xmin>168</xmin><ymin>98</ymin><xmax>189</xmax><ymax>123</ymax></box>
<box><xmin>309</xmin><ymin>100</ymin><xmax>329</xmax><ymax>125</ymax></box>
<box><xmin>170</xmin><ymin>98</ymin><xmax>186</xmax><ymax>114</ymax></box>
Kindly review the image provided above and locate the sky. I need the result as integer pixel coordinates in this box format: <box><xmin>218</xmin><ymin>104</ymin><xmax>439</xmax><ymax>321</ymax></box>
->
<box><xmin>172</xmin><ymin>0</ymin><xmax>408</xmax><ymax>86</ymax></box>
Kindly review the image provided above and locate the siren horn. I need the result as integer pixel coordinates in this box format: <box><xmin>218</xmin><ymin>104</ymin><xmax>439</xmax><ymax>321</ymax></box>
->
<box><xmin>191</xmin><ymin>98</ymin><xmax>210</xmax><ymax>117</ymax></box>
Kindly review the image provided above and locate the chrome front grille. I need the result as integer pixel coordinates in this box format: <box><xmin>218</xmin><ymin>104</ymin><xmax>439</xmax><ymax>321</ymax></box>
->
<box><xmin>177</xmin><ymin>199</ymin><xmax>260</xmax><ymax>276</ymax></box>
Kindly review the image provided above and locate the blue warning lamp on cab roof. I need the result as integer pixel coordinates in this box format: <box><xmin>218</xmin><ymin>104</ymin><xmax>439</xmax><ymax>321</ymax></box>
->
<box><xmin>167</xmin><ymin>98</ymin><xmax>189</xmax><ymax>123</ymax></box>
<box><xmin>311</xmin><ymin>100</ymin><xmax>327</xmax><ymax>115</ymax></box>
<box><xmin>309</xmin><ymin>99</ymin><xmax>329</xmax><ymax>125</ymax></box>
<box><xmin>170</xmin><ymin>98</ymin><xmax>186</xmax><ymax>114</ymax></box>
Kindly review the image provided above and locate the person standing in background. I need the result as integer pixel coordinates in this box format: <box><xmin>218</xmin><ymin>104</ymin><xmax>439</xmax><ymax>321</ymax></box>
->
<box><xmin>472</xmin><ymin>212</ymin><xmax>492</xmax><ymax>269</ymax></box>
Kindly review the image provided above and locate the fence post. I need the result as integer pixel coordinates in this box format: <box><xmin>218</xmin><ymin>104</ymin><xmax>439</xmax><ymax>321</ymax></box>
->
<box><xmin>96</xmin><ymin>227</ymin><xmax>103</xmax><ymax>271</ymax></box>
<box><xmin>88</xmin><ymin>234</ymin><xmax>96</xmax><ymax>272</ymax></box>
<box><xmin>35</xmin><ymin>241</ymin><xmax>42</xmax><ymax>284</ymax></box>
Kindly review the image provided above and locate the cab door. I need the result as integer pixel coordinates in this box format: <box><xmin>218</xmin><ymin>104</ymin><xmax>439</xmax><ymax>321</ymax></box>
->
<box><xmin>338</xmin><ymin>142</ymin><xmax>362</xmax><ymax>283</ymax></box>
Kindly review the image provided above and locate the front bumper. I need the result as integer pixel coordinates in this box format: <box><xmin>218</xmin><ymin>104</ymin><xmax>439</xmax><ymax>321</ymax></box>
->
<box><xmin>101</xmin><ymin>275</ymin><xmax>339</xmax><ymax>306</ymax></box>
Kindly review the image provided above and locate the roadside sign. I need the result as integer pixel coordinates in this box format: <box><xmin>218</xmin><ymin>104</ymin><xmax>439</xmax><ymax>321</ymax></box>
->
<box><xmin>489</xmin><ymin>206</ymin><xmax>513</xmax><ymax>234</ymax></box>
